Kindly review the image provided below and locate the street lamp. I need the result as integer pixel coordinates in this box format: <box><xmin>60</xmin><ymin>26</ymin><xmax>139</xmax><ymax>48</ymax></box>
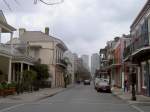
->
<box><xmin>129</xmin><ymin>40</ymin><xmax>136</xmax><ymax>101</ymax></box>
<box><xmin>130</xmin><ymin>67</ymin><xmax>136</xmax><ymax>101</ymax></box>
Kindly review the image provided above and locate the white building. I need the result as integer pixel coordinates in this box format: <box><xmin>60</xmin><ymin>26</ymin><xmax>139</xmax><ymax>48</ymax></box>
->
<box><xmin>11</xmin><ymin>27</ymin><xmax>68</xmax><ymax>88</ymax></box>
<box><xmin>0</xmin><ymin>10</ymin><xmax>34</xmax><ymax>83</ymax></box>
<box><xmin>91</xmin><ymin>53</ymin><xmax>100</xmax><ymax>76</ymax></box>
<box><xmin>81</xmin><ymin>54</ymin><xmax>89</xmax><ymax>70</ymax></box>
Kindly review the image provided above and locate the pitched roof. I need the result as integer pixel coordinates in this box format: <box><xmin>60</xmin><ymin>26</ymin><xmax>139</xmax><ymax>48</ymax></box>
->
<box><xmin>20</xmin><ymin>31</ymin><xmax>68</xmax><ymax>50</ymax></box>
<box><xmin>20</xmin><ymin>31</ymin><xmax>53</xmax><ymax>42</ymax></box>
<box><xmin>0</xmin><ymin>10</ymin><xmax>7</xmax><ymax>23</ymax></box>
<box><xmin>0</xmin><ymin>10</ymin><xmax>16</xmax><ymax>32</ymax></box>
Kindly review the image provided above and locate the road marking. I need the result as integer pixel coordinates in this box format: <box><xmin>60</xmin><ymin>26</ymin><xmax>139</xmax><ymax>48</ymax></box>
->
<box><xmin>0</xmin><ymin>103</ymin><xmax>53</xmax><ymax>112</ymax></box>
<box><xmin>70</xmin><ymin>101</ymin><xmax>129</xmax><ymax>105</ymax></box>
<box><xmin>131</xmin><ymin>105</ymin><xmax>145</xmax><ymax>112</ymax></box>
<box><xmin>0</xmin><ymin>104</ymin><xmax>24</xmax><ymax>112</ymax></box>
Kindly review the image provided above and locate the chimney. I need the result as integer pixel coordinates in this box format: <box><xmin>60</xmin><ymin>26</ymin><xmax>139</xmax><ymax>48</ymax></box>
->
<box><xmin>45</xmin><ymin>27</ymin><xmax>49</xmax><ymax>35</ymax></box>
<box><xmin>19</xmin><ymin>28</ymin><xmax>26</xmax><ymax>37</ymax></box>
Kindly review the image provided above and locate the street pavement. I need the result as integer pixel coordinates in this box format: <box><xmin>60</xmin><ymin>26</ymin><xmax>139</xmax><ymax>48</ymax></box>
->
<box><xmin>0</xmin><ymin>84</ymin><xmax>149</xmax><ymax>112</ymax></box>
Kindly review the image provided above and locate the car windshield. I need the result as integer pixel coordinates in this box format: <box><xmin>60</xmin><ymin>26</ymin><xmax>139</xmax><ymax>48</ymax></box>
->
<box><xmin>99</xmin><ymin>81</ymin><xmax>108</xmax><ymax>85</ymax></box>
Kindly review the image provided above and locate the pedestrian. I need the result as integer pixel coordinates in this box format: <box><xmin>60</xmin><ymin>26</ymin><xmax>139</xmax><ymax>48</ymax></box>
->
<box><xmin>124</xmin><ymin>80</ymin><xmax>128</xmax><ymax>93</ymax></box>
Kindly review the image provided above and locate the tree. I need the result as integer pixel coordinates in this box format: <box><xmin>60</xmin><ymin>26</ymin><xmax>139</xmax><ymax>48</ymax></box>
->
<box><xmin>62</xmin><ymin>57</ymin><xmax>72</xmax><ymax>88</ymax></box>
<box><xmin>22</xmin><ymin>70</ymin><xmax>37</xmax><ymax>91</ymax></box>
<box><xmin>33</xmin><ymin>64</ymin><xmax>50</xmax><ymax>81</ymax></box>
<box><xmin>75</xmin><ymin>62</ymin><xmax>91</xmax><ymax>81</ymax></box>
<box><xmin>33</xmin><ymin>64</ymin><xmax>50</xmax><ymax>89</ymax></box>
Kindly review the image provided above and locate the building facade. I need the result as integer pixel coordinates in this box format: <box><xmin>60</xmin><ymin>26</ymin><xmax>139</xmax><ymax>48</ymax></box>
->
<box><xmin>81</xmin><ymin>54</ymin><xmax>89</xmax><ymax>70</ymax></box>
<box><xmin>91</xmin><ymin>53</ymin><xmax>100</xmax><ymax>77</ymax></box>
<box><xmin>13</xmin><ymin>28</ymin><xmax>68</xmax><ymax>88</ymax></box>
<box><xmin>127</xmin><ymin>0</ymin><xmax>150</xmax><ymax>96</ymax></box>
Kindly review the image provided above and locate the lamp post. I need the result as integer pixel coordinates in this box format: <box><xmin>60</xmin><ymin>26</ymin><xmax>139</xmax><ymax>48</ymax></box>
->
<box><xmin>130</xmin><ymin>40</ymin><xmax>136</xmax><ymax>101</ymax></box>
<box><xmin>131</xmin><ymin>67</ymin><xmax>136</xmax><ymax>101</ymax></box>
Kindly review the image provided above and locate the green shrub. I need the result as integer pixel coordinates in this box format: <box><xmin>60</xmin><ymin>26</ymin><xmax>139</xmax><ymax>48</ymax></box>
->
<box><xmin>7</xmin><ymin>82</ymin><xmax>16</xmax><ymax>89</ymax></box>
<box><xmin>1</xmin><ymin>82</ymin><xmax>8</xmax><ymax>89</ymax></box>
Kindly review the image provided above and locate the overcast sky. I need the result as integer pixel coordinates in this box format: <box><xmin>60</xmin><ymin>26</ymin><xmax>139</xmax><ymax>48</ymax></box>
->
<box><xmin>0</xmin><ymin>0</ymin><xmax>147</xmax><ymax>56</ymax></box>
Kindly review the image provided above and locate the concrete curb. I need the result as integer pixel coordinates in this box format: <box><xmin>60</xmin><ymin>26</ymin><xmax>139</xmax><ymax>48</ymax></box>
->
<box><xmin>111</xmin><ymin>91</ymin><xmax>128</xmax><ymax>103</ymax></box>
<box><xmin>112</xmin><ymin>91</ymin><xmax>150</xmax><ymax>106</ymax></box>
<box><xmin>35</xmin><ymin>84</ymin><xmax>75</xmax><ymax>102</ymax></box>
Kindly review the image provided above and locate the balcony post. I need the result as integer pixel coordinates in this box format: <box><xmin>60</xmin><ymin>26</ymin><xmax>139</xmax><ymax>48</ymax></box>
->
<box><xmin>28</xmin><ymin>65</ymin><xmax>30</xmax><ymax>71</ymax></box>
<box><xmin>8</xmin><ymin>58</ymin><xmax>12</xmax><ymax>83</ymax></box>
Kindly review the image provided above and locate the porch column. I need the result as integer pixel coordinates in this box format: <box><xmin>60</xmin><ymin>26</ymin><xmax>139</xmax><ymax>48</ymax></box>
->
<box><xmin>21</xmin><ymin>63</ymin><xmax>23</xmax><ymax>79</ymax></box>
<box><xmin>12</xmin><ymin>63</ymin><xmax>15</xmax><ymax>81</ymax></box>
<box><xmin>28</xmin><ymin>65</ymin><xmax>30</xmax><ymax>71</ymax></box>
<box><xmin>8</xmin><ymin>58</ymin><xmax>12</xmax><ymax>83</ymax></box>
<box><xmin>0</xmin><ymin>27</ymin><xmax>1</xmax><ymax>43</ymax></box>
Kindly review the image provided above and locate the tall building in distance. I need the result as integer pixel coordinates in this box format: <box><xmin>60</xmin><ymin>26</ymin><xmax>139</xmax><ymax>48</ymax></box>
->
<box><xmin>81</xmin><ymin>54</ymin><xmax>89</xmax><ymax>70</ymax></box>
<box><xmin>73</xmin><ymin>53</ymin><xmax>78</xmax><ymax>73</ymax></box>
<box><xmin>91</xmin><ymin>53</ymin><xmax>100</xmax><ymax>76</ymax></box>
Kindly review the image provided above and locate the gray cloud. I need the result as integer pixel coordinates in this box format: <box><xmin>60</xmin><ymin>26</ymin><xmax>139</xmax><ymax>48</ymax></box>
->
<box><xmin>0</xmin><ymin>0</ymin><xmax>147</xmax><ymax>55</ymax></box>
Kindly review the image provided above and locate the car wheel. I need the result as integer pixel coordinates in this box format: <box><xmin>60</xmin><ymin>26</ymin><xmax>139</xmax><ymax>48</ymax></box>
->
<box><xmin>107</xmin><ymin>90</ymin><xmax>111</xmax><ymax>93</ymax></box>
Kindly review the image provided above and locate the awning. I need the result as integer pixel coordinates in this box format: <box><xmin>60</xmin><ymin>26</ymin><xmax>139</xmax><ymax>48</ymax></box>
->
<box><xmin>132</xmin><ymin>46</ymin><xmax>150</xmax><ymax>57</ymax></box>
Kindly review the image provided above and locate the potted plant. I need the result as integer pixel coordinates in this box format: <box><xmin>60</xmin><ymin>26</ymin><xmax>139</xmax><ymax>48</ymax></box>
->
<box><xmin>8</xmin><ymin>82</ymin><xmax>16</xmax><ymax>94</ymax></box>
<box><xmin>1</xmin><ymin>82</ymin><xmax>8</xmax><ymax>97</ymax></box>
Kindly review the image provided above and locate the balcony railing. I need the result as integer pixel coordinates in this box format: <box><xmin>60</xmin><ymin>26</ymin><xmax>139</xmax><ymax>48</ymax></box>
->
<box><xmin>124</xmin><ymin>44</ymin><xmax>131</xmax><ymax>59</ymax></box>
<box><xmin>0</xmin><ymin>44</ymin><xmax>11</xmax><ymax>55</ymax></box>
<box><xmin>132</xmin><ymin>19</ymin><xmax>149</xmax><ymax>52</ymax></box>
<box><xmin>56</xmin><ymin>59</ymin><xmax>67</xmax><ymax>68</ymax></box>
<box><xmin>133</xmin><ymin>34</ymin><xmax>149</xmax><ymax>52</ymax></box>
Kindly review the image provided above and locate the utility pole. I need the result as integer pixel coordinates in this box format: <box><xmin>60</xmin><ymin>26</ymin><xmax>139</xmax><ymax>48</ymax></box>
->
<box><xmin>130</xmin><ymin>36</ymin><xmax>136</xmax><ymax>101</ymax></box>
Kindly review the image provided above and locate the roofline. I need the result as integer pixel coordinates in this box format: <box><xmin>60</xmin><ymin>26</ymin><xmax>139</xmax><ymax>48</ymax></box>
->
<box><xmin>0</xmin><ymin>10</ymin><xmax>7</xmax><ymax>23</ymax></box>
<box><xmin>130</xmin><ymin>0</ymin><xmax>150</xmax><ymax>29</ymax></box>
<box><xmin>24</xmin><ymin>31</ymin><xmax>68</xmax><ymax>50</ymax></box>
<box><xmin>0</xmin><ymin>21</ymin><xmax>16</xmax><ymax>31</ymax></box>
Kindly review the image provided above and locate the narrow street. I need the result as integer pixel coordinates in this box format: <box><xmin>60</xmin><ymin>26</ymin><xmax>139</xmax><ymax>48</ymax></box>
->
<box><xmin>0</xmin><ymin>84</ymin><xmax>142</xmax><ymax>112</ymax></box>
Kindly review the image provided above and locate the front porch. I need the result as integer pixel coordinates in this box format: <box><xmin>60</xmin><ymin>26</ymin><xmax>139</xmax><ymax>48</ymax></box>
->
<box><xmin>0</xmin><ymin>54</ymin><xmax>34</xmax><ymax>83</ymax></box>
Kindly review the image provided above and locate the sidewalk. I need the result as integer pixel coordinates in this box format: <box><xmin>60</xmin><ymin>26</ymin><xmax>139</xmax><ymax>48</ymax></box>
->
<box><xmin>0</xmin><ymin>84</ymin><xmax>74</xmax><ymax>104</ymax></box>
<box><xmin>112</xmin><ymin>87</ymin><xmax>150</xmax><ymax>105</ymax></box>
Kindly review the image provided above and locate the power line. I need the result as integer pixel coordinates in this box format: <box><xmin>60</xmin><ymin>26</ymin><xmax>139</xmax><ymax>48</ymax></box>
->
<box><xmin>13</xmin><ymin>0</ymin><xmax>20</xmax><ymax>5</ymax></box>
<box><xmin>3</xmin><ymin>0</ymin><xmax>12</xmax><ymax>11</ymax></box>
<box><xmin>39</xmin><ymin>0</ymin><xmax>64</xmax><ymax>5</ymax></box>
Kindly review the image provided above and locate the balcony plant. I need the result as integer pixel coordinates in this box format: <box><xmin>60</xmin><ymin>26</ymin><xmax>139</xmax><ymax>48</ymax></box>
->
<box><xmin>0</xmin><ymin>82</ymin><xmax>16</xmax><ymax>97</ymax></box>
<box><xmin>8</xmin><ymin>82</ymin><xmax>16</xmax><ymax>94</ymax></box>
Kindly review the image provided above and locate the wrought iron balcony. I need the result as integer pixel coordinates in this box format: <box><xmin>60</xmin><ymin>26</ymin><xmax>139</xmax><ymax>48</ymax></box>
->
<box><xmin>123</xmin><ymin>44</ymin><xmax>131</xmax><ymax>59</ymax></box>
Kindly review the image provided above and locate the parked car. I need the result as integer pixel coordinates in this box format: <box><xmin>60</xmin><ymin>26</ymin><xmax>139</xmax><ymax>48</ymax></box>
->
<box><xmin>96</xmin><ymin>80</ymin><xmax>111</xmax><ymax>93</ymax></box>
<box><xmin>94</xmin><ymin>78</ymin><xmax>102</xmax><ymax>90</ymax></box>
<box><xmin>83</xmin><ymin>80</ymin><xmax>90</xmax><ymax>85</ymax></box>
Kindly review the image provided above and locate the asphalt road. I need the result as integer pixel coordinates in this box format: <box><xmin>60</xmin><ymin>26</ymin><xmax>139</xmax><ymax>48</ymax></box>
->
<box><xmin>0</xmin><ymin>84</ymin><xmax>144</xmax><ymax>112</ymax></box>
